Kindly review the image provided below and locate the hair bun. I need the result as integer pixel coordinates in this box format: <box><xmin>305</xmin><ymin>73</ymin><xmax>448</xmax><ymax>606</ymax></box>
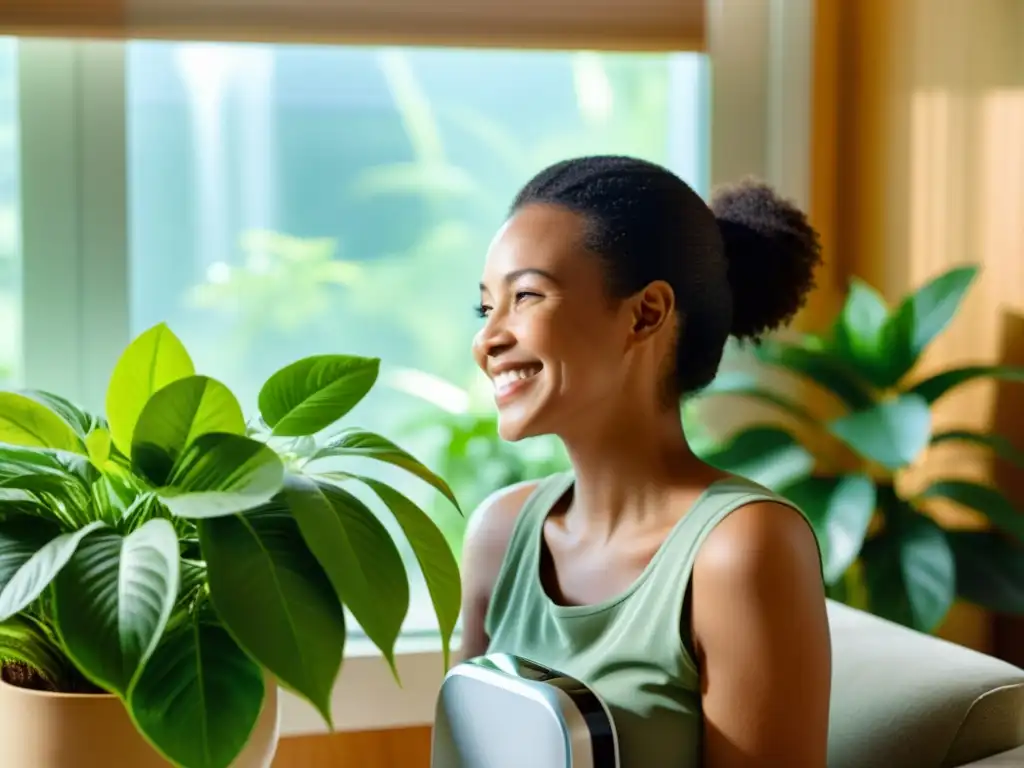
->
<box><xmin>711</xmin><ymin>179</ymin><xmax>822</xmax><ymax>342</ymax></box>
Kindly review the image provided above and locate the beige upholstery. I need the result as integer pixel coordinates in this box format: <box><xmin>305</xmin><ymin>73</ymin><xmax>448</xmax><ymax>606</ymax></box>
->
<box><xmin>827</xmin><ymin>600</ymin><xmax>1024</xmax><ymax>768</ymax></box>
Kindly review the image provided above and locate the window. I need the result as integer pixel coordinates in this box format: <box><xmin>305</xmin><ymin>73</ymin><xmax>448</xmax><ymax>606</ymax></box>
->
<box><xmin>126</xmin><ymin>42</ymin><xmax>709</xmax><ymax>635</ymax></box>
<box><xmin>0</xmin><ymin>40</ymin><xmax>19</xmax><ymax>389</ymax></box>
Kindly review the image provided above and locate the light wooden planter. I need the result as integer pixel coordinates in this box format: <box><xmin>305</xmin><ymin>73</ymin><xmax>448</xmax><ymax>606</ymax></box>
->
<box><xmin>0</xmin><ymin>677</ymin><xmax>280</xmax><ymax>767</ymax></box>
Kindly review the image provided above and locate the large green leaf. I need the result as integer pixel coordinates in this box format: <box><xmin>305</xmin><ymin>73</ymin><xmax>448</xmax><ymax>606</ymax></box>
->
<box><xmin>106</xmin><ymin>323</ymin><xmax>195</xmax><ymax>458</ymax></box>
<box><xmin>283</xmin><ymin>475</ymin><xmax>409</xmax><ymax>675</ymax></box>
<box><xmin>0</xmin><ymin>519</ymin><xmax>103</xmax><ymax>622</ymax></box>
<box><xmin>752</xmin><ymin>339</ymin><xmax>876</xmax><ymax>409</ymax></box>
<box><xmin>199</xmin><ymin>500</ymin><xmax>344</xmax><ymax>725</ymax></box>
<box><xmin>781</xmin><ymin>474</ymin><xmax>877</xmax><ymax>585</ymax></box>
<box><xmin>862</xmin><ymin>511</ymin><xmax>955</xmax><ymax>632</ymax></box>
<box><xmin>129</xmin><ymin>613</ymin><xmax>265</xmax><ymax>768</ymax></box>
<box><xmin>694</xmin><ymin>371</ymin><xmax>817</xmax><ymax>423</ymax></box>
<box><xmin>84</xmin><ymin>428</ymin><xmax>112</xmax><ymax>468</ymax></box>
<box><xmin>0</xmin><ymin>392</ymin><xmax>84</xmax><ymax>453</ymax></box>
<box><xmin>947</xmin><ymin>530</ymin><xmax>1024</xmax><ymax>614</ymax></box>
<box><xmin>920</xmin><ymin>480</ymin><xmax>1024</xmax><ymax>542</ymax></box>
<box><xmin>353</xmin><ymin>477</ymin><xmax>461</xmax><ymax>668</ymax></box>
<box><xmin>831</xmin><ymin>279</ymin><xmax>896</xmax><ymax>386</ymax></box>
<box><xmin>155</xmin><ymin>432</ymin><xmax>285</xmax><ymax>519</ymax></box>
<box><xmin>52</xmin><ymin>519</ymin><xmax>179</xmax><ymax>695</ymax></box>
<box><xmin>131</xmin><ymin>375</ymin><xmax>246</xmax><ymax>485</ymax></box>
<box><xmin>885</xmin><ymin>265</ymin><xmax>978</xmax><ymax>381</ymax></box>
<box><xmin>310</xmin><ymin>429</ymin><xmax>460</xmax><ymax>511</ymax></box>
<box><xmin>698</xmin><ymin>426</ymin><xmax>815</xmax><ymax>491</ymax></box>
<box><xmin>22</xmin><ymin>390</ymin><xmax>105</xmax><ymax>439</ymax></box>
<box><xmin>907</xmin><ymin>365</ymin><xmax>1024</xmax><ymax>405</ymax></box>
<box><xmin>258</xmin><ymin>355</ymin><xmax>380</xmax><ymax>437</ymax></box>
<box><xmin>0</xmin><ymin>444</ymin><xmax>97</xmax><ymax>499</ymax></box>
<box><xmin>931</xmin><ymin>430</ymin><xmax>1024</xmax><ymax>466</ymax></box>
<box><xmin>828</xmin><ymin>394</ymin><xmax>931</xmax><ymax>469</ymax></box>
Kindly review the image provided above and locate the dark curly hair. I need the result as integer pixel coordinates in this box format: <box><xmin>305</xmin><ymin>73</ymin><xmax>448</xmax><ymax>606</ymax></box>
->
<box><xmin>511</xmin><ymin>155</ymin><xmax>822</xmax><ymax>395</ymax></box>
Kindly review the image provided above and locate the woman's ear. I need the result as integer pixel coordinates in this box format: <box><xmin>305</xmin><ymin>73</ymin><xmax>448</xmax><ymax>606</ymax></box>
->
<box><xmin>629</xmin><ymin>280</ymin><xmax>676</xmax><ymax>342</ymax></box>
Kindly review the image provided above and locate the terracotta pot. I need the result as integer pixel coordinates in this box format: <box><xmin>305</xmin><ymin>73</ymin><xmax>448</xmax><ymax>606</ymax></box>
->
<box><xmin>0</xmin><ymin>676</ymin><xmax>280</xmax><ymax>767</ymax></box>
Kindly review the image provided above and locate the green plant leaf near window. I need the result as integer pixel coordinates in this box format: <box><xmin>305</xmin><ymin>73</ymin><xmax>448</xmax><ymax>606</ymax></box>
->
<box><xmin>258</xmin><ymin>354</ymin><xmax>380</xmax><ymax>437</ymax></box>
<box><xmin>0</xmin><ymin>322</ymin><xmax>461</xmax><ymax>768</ymax></box>
<box><xmin>105</xmin><ymin>322</ymin><xmax>195</xmax><ymax>457</ymax></box>
<box><xmin>52</xmin><ymin>519</ymin><xmax>180</xmax><ymax>697</ymax></box>
<box><xmin>282</xmin><ymin>475</ymin><xmax>409</xmax><ymax>678</ymax></box>
<box><xmin>695</xmin><ymin>264</ymin><xmax>1024</xmax><ymax>633</ymax></box>
<box><xmin>129</xmin><ymin>612</ymin><xmax>266</xmax><ymax>768</ymax></box>
<box><xmin>0</xmin><ymin>391</ymin><xmax>85</xmax><ymax>454</ymax></box>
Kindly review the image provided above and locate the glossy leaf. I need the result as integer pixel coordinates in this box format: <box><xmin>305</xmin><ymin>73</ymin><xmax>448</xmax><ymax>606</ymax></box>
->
<box><xmin>908</xmin><ymin>364</ymin><xmax>1024</xmax><ymax>405</ymax></box>
<box><xmin>311</xmin><ymin>429</ymin><xmax>460</xmax><ymax>511</ymax></box>
<box><xmin>752</xmin><ymin>339</ymin><xmax>875</xmax><ymax>409</ymax></box>
<box><xmin>283</xmin><ymin>475</ymin><xmax>408</xmax><ymax>675</ymax></box>
<box><xmin>106</xmin><ymin>323</ymin><xmax>195</xmax><ymax>458</ymax></box>
<box><xmin>885</xmin><ymin>265</ymin><xmax>978</xmax><ymax>379</ymax></box>
<box><xmin>0</xmin><ymin>519</ymin><xmax>103</xmax><ymax>622</ymax></box>
<box><xmin>695</xmin><ymin>371</ymin><xmax>817</xmax><ymax>423</ymax></box>
<box><xmin>52</xmin><ymin>520</ymin><xmax>179</xmax><ymax>695</ymax></box>
<box><xmin>156</xmin><ymin>432</ymin><xmax>285</xmax><ymax>519</ymax></box>
<box><xmin>0</xmin><ymin>445</ymin><xmax>95</xmax><ymax>499</ymax></box>
<box><xmin>0</xmin><ymin>391</ymin><xmax>84</xmax><ymax>453</ymax></box>
<box><xmin>931</xmin><ymin>430</ymin><xmax>1024</xmax><ymax>466</ymax></box>
<box><xmin>354</xmin><ymin>477</ymin><xmax>461</xmax><ymax>668</ymax></box>
<box><xmin>828</xmin><ymin>394</ymin><xmax>931</xmax><ymax>469</ymax></box>
<box><xmin>862</xmin><ymin>511</ymin><xmax>955</xmax><ymax>632</ymax></box>
<box><xmin>131</xmin><ymin>375</ymin><xmax>246</xmax><ymax>485</ymax></box>
<box><xmin>781</xmin><ymin>475</ymin><xmax>877</xmax><ymax>585</ymax></box>
<box><xmin>947</xmin><ymin>531</ymin><xmax>1024</xmax><ymax>614</ymax></box>
<box><xmin>22</xmin><ymin>390</ymin><xmax>105</xmax><ymax>439</ymax></box>
<box><xmin>921</xmin><ymin>480</ymin><xmax>1024</xmax><ymax>542</ymax></box>
<box><xmin>199</xmin><ymin>500</ymin><xmax>344</xmax><ymax>725</ymax></box>
<box><xmin>698</xmin><ymin>427</ymin><xmax>815</xmax><ymax>491</ymax></box>
<box><xmin>831</xmin><ymin>279</ymin><xmax>895</xmax><ymax>386</ymax></box>
<box><xmin>84</xmin><ymin>428</ymin><xmax>112</xmax><ymax>468</ymax></box>
<box><xmin>258</xmin><ymin>355</ymin><xmax>380</xmax><ymax>437</ymax></box>
<box><xmin>129</xmin><ymin>613</ymin><xmax>265</xmax><ymax>768</ymax></box>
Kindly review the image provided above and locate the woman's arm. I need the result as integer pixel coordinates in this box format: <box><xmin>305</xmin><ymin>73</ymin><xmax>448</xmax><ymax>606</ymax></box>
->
<box><xmin>457</xmin><ymin>481</ymin><xmax>539</xmax><ymax>663</ymax></box>
<box><xmin>692</xmin><ymin>501</ymin><xmax>831</xmax><ymax>768</ymax></box>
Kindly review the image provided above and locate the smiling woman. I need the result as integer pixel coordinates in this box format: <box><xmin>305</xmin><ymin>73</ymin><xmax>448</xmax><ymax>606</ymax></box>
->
<box><xmin>461</xmin><ymin>156</ymin><xmax>830</xmax><ymax>768</ymax></box>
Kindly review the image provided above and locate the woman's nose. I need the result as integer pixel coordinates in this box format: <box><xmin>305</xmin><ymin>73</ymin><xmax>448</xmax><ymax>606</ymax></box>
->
<box><xmin>473</xmin><ymin>315</ymin><xmax>516</xmax><ymax>364</ymax></box>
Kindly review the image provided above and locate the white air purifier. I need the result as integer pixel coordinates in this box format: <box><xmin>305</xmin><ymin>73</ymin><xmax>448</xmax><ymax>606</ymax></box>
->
<box><xmin>432</xmin><ymin>653</ymin><xmax>619</xmax><ymax>768</ymax></box>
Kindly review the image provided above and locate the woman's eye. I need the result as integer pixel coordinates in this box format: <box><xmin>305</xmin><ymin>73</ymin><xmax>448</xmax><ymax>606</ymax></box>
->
<box><xmin>514</xmin><ymin>291</ymin><xmax>540</xmax><ymax>304</ymax></box>
<box><xmin>473</xmin><ymin>303</ymin><xmax>492</xmax><ymax>319</ymax></box>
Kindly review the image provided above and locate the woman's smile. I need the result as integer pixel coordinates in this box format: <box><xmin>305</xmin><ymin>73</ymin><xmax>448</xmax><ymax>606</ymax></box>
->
<box><xmin>490</xmin><ymin>362</ymin><xmax>543</xmax><ymax>405</ymax></box>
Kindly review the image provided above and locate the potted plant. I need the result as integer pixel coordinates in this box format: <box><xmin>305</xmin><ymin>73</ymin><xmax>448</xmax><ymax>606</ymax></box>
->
<box><xmin>0</xmin><ymin>323</ymin><xmax>461</xmax><ymax>768</ymax></box>
<box><xmin>692</xmin><ymin>265</ymin><xmax>1024</xmax><ymax>633</ymax></box>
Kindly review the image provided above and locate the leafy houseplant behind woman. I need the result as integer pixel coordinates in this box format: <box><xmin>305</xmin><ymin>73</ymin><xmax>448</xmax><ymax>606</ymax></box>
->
<box><xmin>0</xmin><ymin>323</ymin><xmax>461</xmax><ymax>768</ymax></box>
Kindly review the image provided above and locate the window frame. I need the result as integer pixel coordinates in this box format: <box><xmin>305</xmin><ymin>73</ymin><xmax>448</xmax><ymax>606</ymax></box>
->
<box><xmin>13</xmin><ymin>0</ymin><xmax>815</xmax><ymax>734</ymax></box>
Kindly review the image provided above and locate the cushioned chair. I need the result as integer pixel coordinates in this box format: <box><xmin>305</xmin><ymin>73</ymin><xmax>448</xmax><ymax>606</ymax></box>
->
<box><xmin>828</xmin><ymin>600</ymin><xmax>1024</xmax><ymax>767</ymax></box>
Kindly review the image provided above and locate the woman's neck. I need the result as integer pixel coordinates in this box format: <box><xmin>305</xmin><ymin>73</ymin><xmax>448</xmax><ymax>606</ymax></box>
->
<box><xmin>558</xmin><ymin>405</ymin><xmax>718</xmax><ymax>539</ymax></box>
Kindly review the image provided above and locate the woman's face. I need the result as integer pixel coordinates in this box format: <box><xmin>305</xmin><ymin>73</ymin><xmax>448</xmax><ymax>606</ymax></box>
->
<box><xmin>473</xmin><ymin>204</ymin><xmax>643</xmax><ymax>442</ymax></box>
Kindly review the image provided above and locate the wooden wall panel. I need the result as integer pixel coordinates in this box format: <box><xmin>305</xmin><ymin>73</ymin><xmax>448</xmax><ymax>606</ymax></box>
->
<box><xmin>272</xmin><ymin>728</ymin><xmax>432</xmax><ymax>768</ymax></box>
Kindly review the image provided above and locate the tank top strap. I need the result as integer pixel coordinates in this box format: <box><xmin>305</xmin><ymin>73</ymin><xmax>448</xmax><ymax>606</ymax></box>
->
<box><xmin>484</xmin><ymin>472</ymin><xmax>573</xmax><ymax>637</ymax></box>
<box><xmin>639</xmin><ymin>475</ymin><xmax>821</xmax><ymax>660</ymax></box>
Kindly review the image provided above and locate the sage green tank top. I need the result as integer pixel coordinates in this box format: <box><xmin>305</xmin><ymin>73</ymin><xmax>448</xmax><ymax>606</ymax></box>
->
<box><xmin>484</xmin><ymin>472</ymin><xmax>814</xmax><ymax>768</ymax></box>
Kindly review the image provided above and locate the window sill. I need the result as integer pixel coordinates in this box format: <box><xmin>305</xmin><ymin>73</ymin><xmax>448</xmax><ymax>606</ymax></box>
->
<box><xmin>279</xmin><ymin>634</ymin><xmax>450</xmax><ymax>735</ymax></box>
